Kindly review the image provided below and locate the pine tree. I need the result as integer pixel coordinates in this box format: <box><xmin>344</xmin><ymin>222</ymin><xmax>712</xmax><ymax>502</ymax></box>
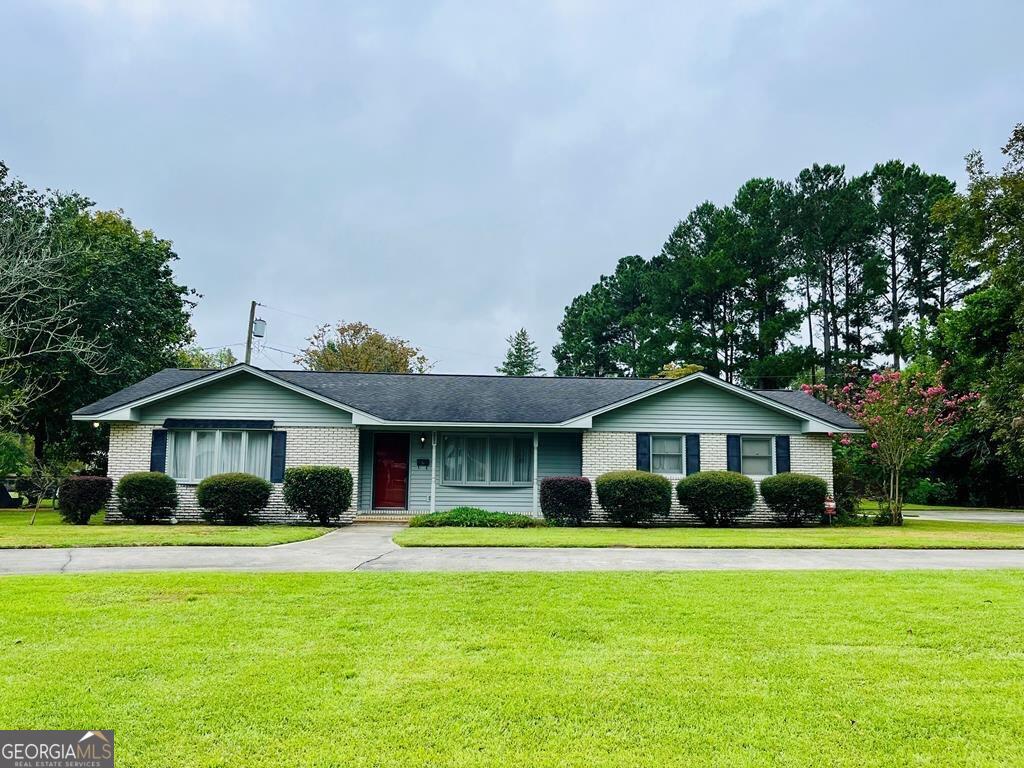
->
<box><xmin>497</xmin><ymin>329</ymin><xmax>545</xmax><ymax>376</ymax></box>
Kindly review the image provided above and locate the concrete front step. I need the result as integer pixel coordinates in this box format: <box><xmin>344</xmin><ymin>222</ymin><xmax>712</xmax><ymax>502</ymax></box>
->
<box><xmin>355</xmin><ymin>512</ymin><xmax>415</xmax><ymax>524</ymax></box>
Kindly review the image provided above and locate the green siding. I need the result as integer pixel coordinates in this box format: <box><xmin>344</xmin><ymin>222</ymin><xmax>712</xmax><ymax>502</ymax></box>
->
<box><xmin>358</xmin><ymin>429</ymin><xmax>583</xmax><ymax>513</ymax></box>
<box><xmin>592</xmin><ymin>380</ymin><xmax>802</xmax><ymax>434</ymax></box>
<box><xmin>138</xmin><ymin>373</ymin><xmax>353</xmax><ymax>426</ymax></box>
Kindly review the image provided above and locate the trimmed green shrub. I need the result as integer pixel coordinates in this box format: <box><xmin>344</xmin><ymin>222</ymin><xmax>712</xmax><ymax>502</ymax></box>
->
<box><xmin>760</xmin><ymin>472</ymin><xmax>828</xmax><ymax>526</ymax></box>
<box><xmin>196</xmin><ymin>472</ymin><xmax>272</xmax><ymax>525</ymax></box>
<box><xmin>115</xmin><ymin>472</ymin><xmax>178</xmax><ymax>523</ymax></box>
<box><xmin>283</xmin><ymin>466</ymin><xmax>353</xmax><ymax>525</ymax></box>
<box><xmin>595</xmin><ymin>470</ymin><xmax>672</xmax><ymax>526</ymax></box>
<box><xmin>676</xmin><ymin>471</ymin><xmax>756</xmax><ymax>526</ymax></box>
<box><xmin>409</xmin><ymin>507</ymin><xmax>545</xmax><ymax>528</ymax></box>
<box><xmin>540</xmin><ymin>476</ymin><xmax>592</xmax><ymax>526</ymax></box>
<box><xmin>57</xmin><ymin>476</ymin><xmax>113</xmax><ymax>525</ymax></box>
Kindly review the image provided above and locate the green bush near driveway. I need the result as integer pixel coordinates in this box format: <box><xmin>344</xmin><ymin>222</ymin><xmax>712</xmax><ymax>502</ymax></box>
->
<box><xmin>283</xmin><ymin>466</ymin><xmax>353</xmax><ymax>525</ymax></box>
<box><xmin>115</xmin><ymin>472</ymin><xmax>178</xmax><ymax>523</ymax></box>
<box><xmin>196</xmin><ymin>472</ymin><xmax>271</xmax><ymax>525</ymax></box>
<box><xmin>409</xmin><ymin>507</ymin><xmax>545</xmax><ymax>528</ymax></box>
<box><xmin>676</xmin><ymin>471</ymin><xmax>756</xmax><ymax>526</ymax></box>
<box><xmin>595</xmin><ymin>470</ymin><xmax>672</xmax><ymax>526</ymax></box>
<box><xmin>760</xmin><ymin>473</ymin><xmax>828</xmax><ymax>526</ymax></box>
<box><xmin>57</xmin><ymin>476</ymin><xmax>112</xmax><ymax>525</ymax></box>
<box><xmin>539</xmin><ymin>476</ymin><xmax>592</xmax><ymax>526</ymax></box>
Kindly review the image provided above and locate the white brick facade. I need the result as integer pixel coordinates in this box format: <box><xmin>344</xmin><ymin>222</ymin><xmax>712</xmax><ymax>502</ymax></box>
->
<box><xmin>581</xmin><ymin>431</ymin><xmax>833</xmax><ymax>525</ymax></box>
<box><xmin>106</xmin><ymin>424</ymin><xmax>360</xmax><ymax>524</ymax></box>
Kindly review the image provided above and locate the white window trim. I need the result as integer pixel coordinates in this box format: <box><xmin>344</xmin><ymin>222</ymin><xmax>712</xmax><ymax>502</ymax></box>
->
<box><xmin>440</xmin><ymin>433</ymin><xmax>534</xmax><ymax>487</ymax></box>
<box><xmin>650</xmin><ymin>433</ymin><xmax>688</xmax><ymax>477</ymax></box>
<box><xmin>167</xmin><ymin>429</ymin><xmax>273</xmax><ymax>484</ymax></box>
<box><xmin>739</xmin><ymin>435</ymin><xmax>774</xmax><ymax>478</ymax></box>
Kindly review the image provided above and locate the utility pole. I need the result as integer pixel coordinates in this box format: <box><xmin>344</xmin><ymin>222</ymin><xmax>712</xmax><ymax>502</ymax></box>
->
<box><xmin>245</xmin><ymin>300</ymin><xmax>257</xmax><ymax>365</ymax></box>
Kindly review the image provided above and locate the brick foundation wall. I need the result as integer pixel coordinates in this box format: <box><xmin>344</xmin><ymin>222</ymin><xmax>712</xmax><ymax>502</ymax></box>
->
<box><xmin>106</xmin><ymin>424</ymin><xmax>360</xmax><ymax>524</ymax></box>
<box><xmin>581</xmin><ymin>431</ymin><xmax>833</xmax><ymax>525</ymax></box>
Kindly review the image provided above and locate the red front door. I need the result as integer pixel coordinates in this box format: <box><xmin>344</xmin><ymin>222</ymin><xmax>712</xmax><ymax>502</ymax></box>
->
<box><xmin>372</xmin><ymin>433</ymin><xmax>409</xmax><ymax>509</ymax></box>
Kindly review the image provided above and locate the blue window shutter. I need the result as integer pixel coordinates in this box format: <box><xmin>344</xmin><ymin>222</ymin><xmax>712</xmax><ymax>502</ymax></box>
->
<box><xmin>150</xmin><ymin>430</ymin><xmax>167</xmax><ymax>472</ymax></box>
<box><xmin>775</xmin><ymin>435</ymin><xmax>790</xmax><ymax>474</ymax></box>
<box><xmin>726</xmin><ymin>435</ymin><xmax>741</xmax><ymax>473</ymax></box>
<box><xmin>270</xmin><ymin>431</ymin><xmax>287</xmax><ymax>483</ymax></box>
<box><xmin>685</xmin><ymin>434</ymin><xmax>701</xmax><ymax>475</ymax></box>
<box><xmin>636</xmin><ymin>433</ymin><xmax>650</xmax><ymax>471</ymax></box>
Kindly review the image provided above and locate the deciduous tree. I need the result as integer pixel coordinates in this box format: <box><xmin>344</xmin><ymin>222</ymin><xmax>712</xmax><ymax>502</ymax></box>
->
<box><xmin>176</xmin><ymin>346</ymin><xmax>238</xmax><ymax>369</ymax></box>
<box><xmin>296</xmin><ymin>321</ymin><xmax>431</xmax><ymax>373</ymax></box>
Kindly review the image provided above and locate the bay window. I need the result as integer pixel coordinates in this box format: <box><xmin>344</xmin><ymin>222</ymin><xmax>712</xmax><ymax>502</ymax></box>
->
<box><xmin>442</xmin><ymin>434</ymin><xmax>533</xmax><ymax>486</ymax></box>
<box><xmin>166</xmin><ymin>430</ymin><xmax>272</xmax><ymax>483</ymax></box>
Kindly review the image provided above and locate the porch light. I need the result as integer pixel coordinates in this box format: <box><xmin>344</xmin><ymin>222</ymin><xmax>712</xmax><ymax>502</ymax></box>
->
<box><xmin>419</xmin><ymin>432</ymin><xmax>428</xmax><ymax>448</ymax></box>
<box><xmin>92</xmin><ymin>421</ymin><xmax>100</xmax><ymax>429</ymax></box>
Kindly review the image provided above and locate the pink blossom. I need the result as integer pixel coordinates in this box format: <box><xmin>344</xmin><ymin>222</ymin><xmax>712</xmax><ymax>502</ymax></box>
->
<box><xmin>870</xmin><ymin>442</ymin><xmax>879</xmax><ymax>449</ymax></box>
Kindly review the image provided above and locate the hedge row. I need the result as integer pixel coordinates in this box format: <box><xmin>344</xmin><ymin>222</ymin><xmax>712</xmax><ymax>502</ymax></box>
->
<box><xmin>590</xmin><ymin>469</ymin><xmax>827</xmax><ymax>527</ymax></box>
<box><xmin>103</xmin><ymin>465</ymin><xmax>826</xmax><ymax>528</ymax></box>
<box><xmin>111</xmin><ymin>465</ymin><xmax>355</xmax><ymax>526</ymax></box>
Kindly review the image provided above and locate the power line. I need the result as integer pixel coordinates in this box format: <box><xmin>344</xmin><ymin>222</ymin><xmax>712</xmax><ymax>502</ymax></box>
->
<box><xmin>257</xmin><ymin>302</ymin><xmax>320</xmax><ymax>323</ymax></box>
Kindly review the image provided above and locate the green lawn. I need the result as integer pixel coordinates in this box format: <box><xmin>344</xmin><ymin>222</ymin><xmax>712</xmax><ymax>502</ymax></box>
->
<box><xmin>0</xmin><ymin>571</ymin><xmax>1021</xmax><ymax>767</ymax></box>
<box><xmin>0</xmin><ymin>509</ymin><xmax>328</xmax><ymax>548</ymax></box>
<box><xmin>395</xmin><ymin>518</ymin><xmax>1024</xmax><ymax>549</ymax></box>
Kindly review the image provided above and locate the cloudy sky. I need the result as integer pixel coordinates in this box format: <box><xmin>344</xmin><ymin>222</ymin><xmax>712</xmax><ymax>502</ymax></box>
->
<box><xmin>2</xmin><ymin>1</ymin><xmax>1021</xmax><ymax>373</ymax></box>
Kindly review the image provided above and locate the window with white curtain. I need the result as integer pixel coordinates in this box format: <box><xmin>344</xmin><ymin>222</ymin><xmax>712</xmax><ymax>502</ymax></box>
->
<box><xmin>166</xmin><ymin>430</ymin><xmax>273</xmax><ymax>483</ymax></box>
<box><xmin>441</xmin><ymin>434</ymin><xmax>533</xmax><ymax>486</ymax></box>
<box><xmin>651</xmin><ymin>435</ymin><xmax>684</xmax><ymax>473</ymax></box>
<box><xmin>740</xmin><ymin>436</ymin><xmax>773</xmax><ymax>476</ymax></box>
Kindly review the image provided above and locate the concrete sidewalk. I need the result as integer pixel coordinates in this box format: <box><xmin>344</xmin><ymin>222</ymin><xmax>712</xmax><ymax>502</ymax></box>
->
<box><xmin>2</xmin><ymin>524</ymin><xmax>1024</xmax><ymax>574</ymax></box>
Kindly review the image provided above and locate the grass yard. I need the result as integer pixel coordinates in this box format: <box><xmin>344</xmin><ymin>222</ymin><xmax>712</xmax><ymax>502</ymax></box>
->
<box><xmin>395</xmin><ymin>518</ymin><xmax>1024</xmax><ymax>549</ymax></box>
<box><xmin>0</xmin><ymin>571</ymin><xmax>1022</xmax><ymax>767</ymax></box>
<box><xmin>0</xmin><ymin>509</ymin><xmax>328</xmax><ymax>548</ymax></box>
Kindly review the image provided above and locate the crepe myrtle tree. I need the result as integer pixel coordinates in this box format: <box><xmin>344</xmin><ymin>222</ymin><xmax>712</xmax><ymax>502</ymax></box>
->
<box><xmin>807</xmin><ymin>364</ymin><xmax>977</xmax><ymax>525</ymax></box>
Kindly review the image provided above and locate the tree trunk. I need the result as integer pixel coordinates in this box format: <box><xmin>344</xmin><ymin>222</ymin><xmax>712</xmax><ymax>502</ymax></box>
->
<box><xmin>819</xmin><ymin>266</ymin><xmax>832</xmax><ymax>380</ymax></box>
<box><xmin>889</xmin><ymin>229</ymin><xmax>901</xmax><ymax>371</ymax></box>
<box><xmin>32</xmin><ymin>418</ymin><xmax>48</xmax><ymax>462</ymax></box>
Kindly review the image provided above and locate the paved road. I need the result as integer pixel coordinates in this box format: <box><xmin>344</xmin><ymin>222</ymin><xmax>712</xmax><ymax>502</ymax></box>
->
<box><xmin>909</xmin><ymin>510</ymin><xmax>1024</xmax><ymax>524</ymax></box>
<box><xmin>2</xmin><ymin>525</ymin><xmax>1024</xmax><ymax>575</ymax></box>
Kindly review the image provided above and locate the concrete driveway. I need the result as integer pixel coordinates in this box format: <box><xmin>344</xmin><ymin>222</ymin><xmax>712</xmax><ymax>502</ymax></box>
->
<box><xmin>3</xmin><ymin>524</ymin><xmax>1024</xmax><ymax>575</ymax></box>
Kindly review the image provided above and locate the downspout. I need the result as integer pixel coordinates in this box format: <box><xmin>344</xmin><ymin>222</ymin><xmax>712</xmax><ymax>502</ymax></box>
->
<box><xmin>532</xmin><ymin>431</ymin><xmax>539</xmax><ymax>516</ymax></box>
<box><xmin>430</xmin><ymin>431</ymin><xmax>437</xmax><ymax>514</ymax></box>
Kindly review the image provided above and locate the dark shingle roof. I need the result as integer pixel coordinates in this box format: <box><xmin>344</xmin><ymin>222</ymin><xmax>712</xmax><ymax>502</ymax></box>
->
<box><xmin>272</xmin><ymin>371</ymin><xmax>669</xmax><ymax>423</ymax></box>
<box><xmin>73</xmin><ymin>369</ymin><xmax>213</xmax><ymax>417</ymax></box>
<box><xmin>754</xmin><ymin>389</ymin><xmax>860</xmax><ymax>430</ymax></box>
<box><xmin>73</xmin><ymin>368</ymin><xmax>671</xmax><ymax>423</ymax></box>
<box><xmin>74</xmin><ymin>367</ymin><xmax>857</xmax><ymax>428</ymax></box>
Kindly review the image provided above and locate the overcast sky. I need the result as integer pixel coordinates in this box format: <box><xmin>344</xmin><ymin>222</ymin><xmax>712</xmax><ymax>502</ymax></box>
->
<box><xmin>2</xmin><ymin>1</ymin><xmax>1021</xmax><ymax>373</ymax></box>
